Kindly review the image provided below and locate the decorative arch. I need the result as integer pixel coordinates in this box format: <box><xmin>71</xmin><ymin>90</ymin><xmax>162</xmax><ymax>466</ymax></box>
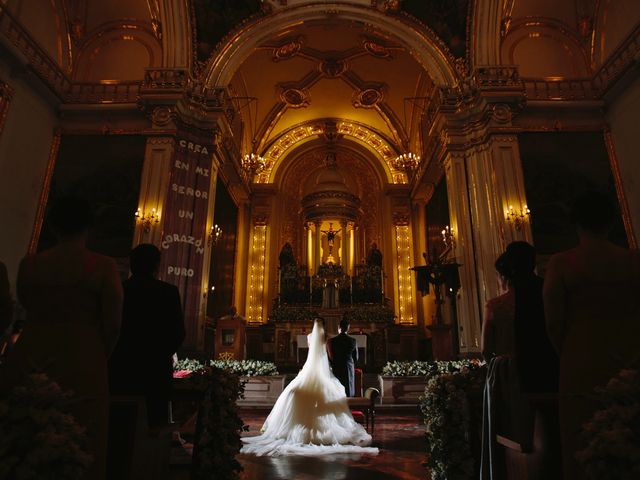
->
<box><xmin>272</xmin><ymin>138</ymin><xmax>389</xmax><ymax>191</ymax></box>
<box><xmin>470</xmin><ymin>0</ymin><xmax>503</xmax><ymax>68</ymax></box>
<box><xmin>200</xmin><ymin>3</ymin><xmax>461</xmax><ymax>89</ymax></box>
<box><xmin>73</xmin><ymin>21</ymin><xmax>161</xmax><ymax>81</ymax></box>
<box><xmin>502</xmin><ymin>18</ymin><xmax>590</xmax><ymax>78</ymax></box>
<box><xmin>258</xmin><ymin>120</ymin><xmax>405</xmax><ymax>185</ymax></box>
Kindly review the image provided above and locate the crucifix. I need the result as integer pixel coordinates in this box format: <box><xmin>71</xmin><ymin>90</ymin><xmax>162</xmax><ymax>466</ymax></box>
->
<box><xmin>321</xmin><ymin>222</ymin><xmax>341</xmax><ymax>264</ymax></box>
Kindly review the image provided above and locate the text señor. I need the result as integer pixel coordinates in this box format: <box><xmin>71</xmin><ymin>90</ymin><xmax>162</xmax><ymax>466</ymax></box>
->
<box><xmin>171</xmin><ymin>184</ymin><xmax>208</xmax><ymax>198</ymax></box>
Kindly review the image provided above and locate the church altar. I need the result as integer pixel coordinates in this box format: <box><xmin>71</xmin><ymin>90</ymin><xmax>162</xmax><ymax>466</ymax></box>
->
<box><xmin>244</xmin><ymin>313</ymin><xmax>419</xmax><ymax>371</ymax></box>
<box><xmin>297</xmin><ymin>333</ymin><xmax>367</xmax><ymax>364</ymax></box>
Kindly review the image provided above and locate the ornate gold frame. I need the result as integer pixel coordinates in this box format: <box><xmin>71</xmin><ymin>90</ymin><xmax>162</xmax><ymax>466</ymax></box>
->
<box><xmin>28</xmin><ymin>129</ymin><xmax>61</xmax><ymax>254</ymax></box>
<box><xmin>604</xmin><ymin>126</ymin><xmax>637</xmax><ymax>249</ymax></box>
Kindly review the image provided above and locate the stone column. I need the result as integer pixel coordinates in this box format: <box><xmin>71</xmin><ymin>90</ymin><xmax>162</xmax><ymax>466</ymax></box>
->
<box><xmin>134</xmin><ymin>136</ymin><xmax>175</xmax><ymax>247</ymax></box>
<box><xmin>302</xmin><ymin>222</ymin><xmax>308</xmax><ymax>274</ymax></box>
<box><xmin>465</xmin><ymin>134</ymin><xmax>532</xmax><ymax>316</ymax></box>
<box><xmin>314</xmin><ymin>221</ymin><xmax>322</xmax><ymax>273</ymax></box>
<box><xmin>340</xmin><ymin>220</ymin><xmax>349</xmax><ymax>274</ymax></box>
<box><xmin>443</xmin><ymin>151</ymin><xmax>482</xmax><ymax>353</ymax></box>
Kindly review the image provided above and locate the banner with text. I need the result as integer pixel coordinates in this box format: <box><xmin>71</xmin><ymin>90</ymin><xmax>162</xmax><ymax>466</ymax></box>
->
<box><xmin>160</xmin><ymin>132</ymin><xmax>214</xmax><ymax>349</ymax></box>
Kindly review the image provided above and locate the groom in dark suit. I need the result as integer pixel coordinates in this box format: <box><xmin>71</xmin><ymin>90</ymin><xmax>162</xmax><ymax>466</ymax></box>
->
<box><xmin>327</xmin><ymin>318</ymin><xmax>358</xmax><ymax>397</ymax></box>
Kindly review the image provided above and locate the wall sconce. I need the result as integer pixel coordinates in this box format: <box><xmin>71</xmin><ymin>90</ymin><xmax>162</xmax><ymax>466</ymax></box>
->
<box><xmin>135</xmin><ymin>207</ymin><xmax>159</xmax><ymax>233</ymax></box>
<box><xmin>391</xmin><ymin>152</ymin><xmax>420</xmax><ymax>174</ymax></box>
<box><xmin>242</xmin><ymin>153</ymin><xmax>267</xmax><ymax>177</ymax></box>
<box><xmin>208</xmin><ymin>224</ymin><xmax>222</xmax><ymax>246</ymax></box>
<box><xmin>441</xmin><ymin>225</ymin><xmax>455</xmax><ymax>250</ymax></box>
<box><xmin>505</xmin><ymin>205</ymin><xmax>531</xmax><ymax>231</ymax></box>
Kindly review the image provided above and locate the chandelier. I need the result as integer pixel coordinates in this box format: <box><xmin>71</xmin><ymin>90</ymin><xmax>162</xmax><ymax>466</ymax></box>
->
<box><xmin>242</xmin><ymin>153</ymin><xmax>267</xmax><ymax>177</ymax></box>
<box><xmin>391</xmin><ymin>152</ymin><xmax>420</xmax><ymax>173</ymax></box>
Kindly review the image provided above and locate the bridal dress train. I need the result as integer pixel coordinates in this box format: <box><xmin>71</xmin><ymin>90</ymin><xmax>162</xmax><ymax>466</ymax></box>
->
<box><xmin>241</xmin><ymin>320</ymin><xmax>379</xmax><ymax>456</ymax></box>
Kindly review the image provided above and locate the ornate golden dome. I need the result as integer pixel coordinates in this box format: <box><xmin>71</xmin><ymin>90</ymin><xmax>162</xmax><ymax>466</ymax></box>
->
<box><xmin>301</xmin><ymin>152</ymin><xmax>360</xmax><ymax>222</ymax></box>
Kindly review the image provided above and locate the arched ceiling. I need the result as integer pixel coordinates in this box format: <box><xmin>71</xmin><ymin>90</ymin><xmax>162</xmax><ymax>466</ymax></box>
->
<box><xmin>4</xmin><ymin>0</ymin><xmax>158</xmax><ymax>80</ymax></box>
<box><xmin>222</xmin><ymin>14</ymin><xmax>437</xmax><ymax>183</ymax></box>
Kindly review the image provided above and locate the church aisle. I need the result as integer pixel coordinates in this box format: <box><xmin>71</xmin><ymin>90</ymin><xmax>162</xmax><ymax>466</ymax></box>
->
<box><xmin>238</xmin><ymin>408</ymin><xmax>428</xmax><ymax>479</ymax></box>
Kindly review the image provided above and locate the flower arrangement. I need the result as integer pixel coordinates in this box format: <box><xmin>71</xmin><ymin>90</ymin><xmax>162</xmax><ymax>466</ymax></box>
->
<box><xmin>343</xmin><ymin>305</ymin><xmax>395</xmax><ymax>324</ymax></box>
<box><xmin>210</xmin><ymin>359</ymin><xmax>278</xmax><ymax>377</ymax></box>
<box><xmin>269</xmin><ymin>306</ymin><xmax>317</xmax><ymax>323</ymax></box>
<box><xmin>174</xmin><ymin>357</ymin><xmax>205</xmax><ymax>374</ymax></box>
<box><xmin>174</xmin><ymin>358</ymin><xmax>279</xmax><ymax>377</ymax></box>
<box><xmin>576</xmin><ymin>368</ymin><xmax>640</xmax><ymax>480</ymax></box>
<box><xmin>0</xmin><ymin>373</ymin><xmax>93</xmax><ymax>480</ymax></box>
<box><xmin>382</xmin><ymin>359</ymin><xmax>481</xmax><ymax>377</ymax></box>
<box><xmin>191</xmin><ymin>367</ymin><xmax>245</xmax><ymax>480</ymax></box>
<box><xmin>419</xmin><ymin>363</ymin><xmax>486</xmax><ymax>480</ymax></box>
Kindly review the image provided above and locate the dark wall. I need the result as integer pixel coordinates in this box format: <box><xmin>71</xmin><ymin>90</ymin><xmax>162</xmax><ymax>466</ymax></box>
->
<box><xmin>425</xmin><ymin>179</ymin><xmax>451</xmax><ymax>258</ymax></box>
<box><xmin>37</xmin><ymin>135</ymin><xmax>145</xmax><ymax>276</ymax></box>
<box><xmin>206</xmin><ymin>177</ymin><xmax>238</xmax><ymax>319</ymax></box>
<box><xmin>519</xmin><ymin>131</ymin><xmax>628</xmax><ymax>256</ymax></box>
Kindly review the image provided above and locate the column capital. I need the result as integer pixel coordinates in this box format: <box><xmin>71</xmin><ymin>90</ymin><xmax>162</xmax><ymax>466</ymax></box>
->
<box><xmin>392</xmin><ymin>211</ymin><xmax>411</xmax><ymax>226</ymax></box>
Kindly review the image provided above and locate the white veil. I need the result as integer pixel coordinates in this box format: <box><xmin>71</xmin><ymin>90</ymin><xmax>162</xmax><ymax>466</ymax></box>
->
<box><xmin>240</xmin><ymin>319</ymin><xmax>378</xmax><ymax>456</ymax></box>
<box><xmin>299</xmin><ymin>319</ymin><xmax>332</xmax><ymax>379</ymax></box>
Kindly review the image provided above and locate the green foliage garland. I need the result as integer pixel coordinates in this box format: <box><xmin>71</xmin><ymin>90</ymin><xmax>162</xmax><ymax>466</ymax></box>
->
<box><xmin>419</xmin><ymin>364</ymin><xmax>486</xmax><ymax>480</ymax></box>
<box><xmin>174</xmin><ymin>358</ymin><xmax>278</xmax><ymax>377</ymax></box>
<box><xmin>210</xmin><ymin>359</ymin><xmax>278</xmax><ymax>377</ymax></box>
<box><xmin>382</xmin><ymin>359</ymin><xmax>480</xmax><ymax>377</ymax></box>
<box><xmin>191</xmin><ymin>367</ymin><xmax>245</xmax><ymax>480</ymax></box>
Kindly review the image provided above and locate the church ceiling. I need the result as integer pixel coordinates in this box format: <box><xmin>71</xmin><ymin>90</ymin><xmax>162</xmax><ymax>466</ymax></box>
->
<box><xmin>400</xmin><ymin>0</ymin><xmax>470</xmax><ymax>59</ymax></box>
<box><xmin>192</xmin><ymin>0</ymin><xmax>263</xmax><ymax>64</ymax></box>
<box><xmin>222</xmin><ymin>14</ymin><xmax>432</xmax><ymax>167</ymax></box>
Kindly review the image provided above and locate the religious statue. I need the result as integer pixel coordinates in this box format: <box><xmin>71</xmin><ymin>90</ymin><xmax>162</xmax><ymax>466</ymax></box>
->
<box><xmin>366</xmin><ymin>242</ymin><xmax>383</xmax><ymax>267</ymax></box>
<box><xmin>321</xmin><ymin>223</ymin><xmax>341</xmax><ymax>264</ymax></box>
<box><xmin>278</xmin><ymin>243</ymin><xmax>299</xmax><ymax>305</ymax></box>
<box><xmin>278</xmin><ymin>242</ymin><xmax>296</xmax><ymax>268</ymax></box>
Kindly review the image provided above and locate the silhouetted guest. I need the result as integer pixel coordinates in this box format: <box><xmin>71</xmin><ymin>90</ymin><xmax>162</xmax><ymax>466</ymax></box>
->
<box><xmin>544</xmin><ymin>191</ymin><xmax>640</xmax><ymax>480</ymax></box>
<box><xmin>1</xmin><ymin>196</ymin><xmax>123</xmax><ymax>480</ymax></box>
<box><xmin>506</xmin><ymin>241</ymin><xmax>559</xmax><ymax>395</ymax></box>
<box><xmin>366</xmin><ymin>242</ymin><xmax>383</xmax><ymax>268</ymax></box>
<box><xmin>481</xmin><ymin>246</ymin><xmax>559</xmax><ymax>479</ymax></box>
<box><xmin>109</xmin><ymin>243</ymin><xmax>185</xmax><ymax>428</ymax></box>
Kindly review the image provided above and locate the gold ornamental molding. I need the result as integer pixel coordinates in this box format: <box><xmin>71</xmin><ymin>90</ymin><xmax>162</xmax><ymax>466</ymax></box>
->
<box><xmin>392</xmin><ymin>211</ymin><xmax>411</xmax><ymax>226</ymax></box>
<box><xmin>604</xmin><ymin>127</ymin><xmax>637</xmax><ymax>250</ymax></box>
<box><xmin>258</xmin><ymin>120</ymin><xmax>403</xmax><ymax>184</ymax></box>
<box><xmin>202</xmin><ymin>3</ymin><xmax>461</xmax><ymax>88</ymax></box>
<box><xmin>252</xmin><ymin>213</ymin><xmax>269</xmax><ymax>226</ymax></box>
<box><xmin>29</xmin><ymin>129</ymin><xmax>61</xmax><ymax>254</ymax></box>
<box><xmin>0</xmin><ymin>7</ymin><xmax>186</xmax><ymax>106</ymax></box>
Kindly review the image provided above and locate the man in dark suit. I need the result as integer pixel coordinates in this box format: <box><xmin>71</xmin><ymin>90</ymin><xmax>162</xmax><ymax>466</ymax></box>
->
<box><xmin>327</xmin><ymin>318</ymin><xmax>358</xmax><ymax>397</ymax></box>
<box><xmin>109</xmin><ymin>243</ymin><xmax>185</xmax><ymax>427</ymax></box>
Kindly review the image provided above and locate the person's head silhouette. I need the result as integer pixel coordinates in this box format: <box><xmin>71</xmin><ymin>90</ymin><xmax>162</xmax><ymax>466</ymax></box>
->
<box><xmin>130</xmin><ymin>243</ymin><xmax>161</xmax><ymax>278</ymax></box>
<box><xmin>339</xmin><ymin>318</ymin><xmax>350</xmax><ymax>333</ymax></box>
<box><xmin>49</xmin><ymin>196</ymin><xmax>93</xmax><ymax>240</ymax></box>
<box><xmin>571</xmin><ymin>190</ymin><xmax>615</xmax><ymax>236</ymax></box>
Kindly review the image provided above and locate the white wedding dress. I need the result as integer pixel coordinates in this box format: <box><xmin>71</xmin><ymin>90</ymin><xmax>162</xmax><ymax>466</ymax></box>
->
<box><xmin>241</xmin><ymin>320</ymin><xmax>379</xmax><ymax>456</ymax></box>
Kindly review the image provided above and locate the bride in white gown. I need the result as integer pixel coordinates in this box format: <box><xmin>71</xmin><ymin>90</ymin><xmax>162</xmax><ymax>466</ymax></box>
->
<box><xmin>241</xmin><ymin>318</ymin><xmax>379</xmax><ymax>456</ymax></box>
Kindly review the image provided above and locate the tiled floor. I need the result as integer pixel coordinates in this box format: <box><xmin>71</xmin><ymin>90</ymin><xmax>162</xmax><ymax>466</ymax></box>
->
<box><xmin>237</xmin><ymin>407</ymin><xmax>430</xmax><ymax>479</ymax></box>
